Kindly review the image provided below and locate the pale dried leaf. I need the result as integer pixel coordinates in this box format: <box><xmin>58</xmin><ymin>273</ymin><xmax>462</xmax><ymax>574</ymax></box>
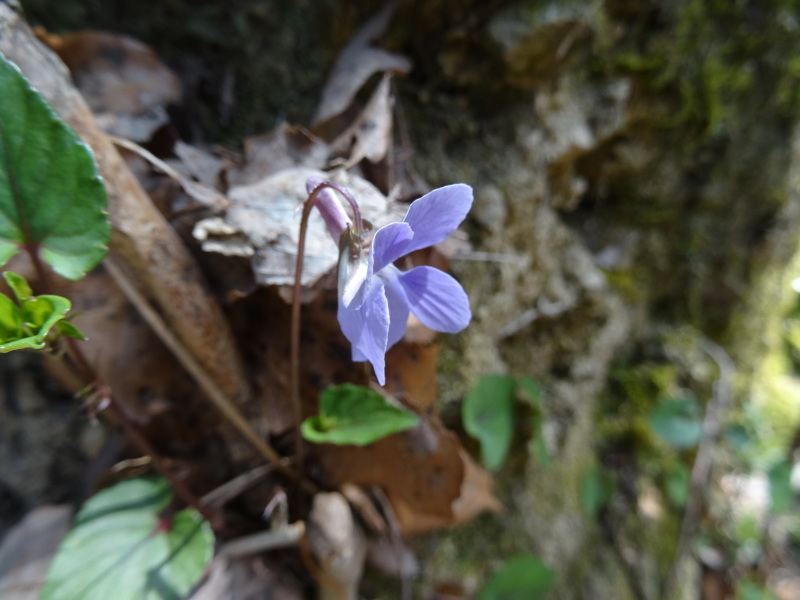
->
<box><xmin>330</xmin><ymin>73</ymin><xmax>394</xmax><ymax>167</ymax></box>
<box><xmin>199</xmin><ymin>167</ymin><xmax>405</xmax><ymax>287</ymax></box>
<box><xmin>311</xmin><ymin>3</ymin><xmax>411</xmax><ymax>128</ymax></box>
<box><xmin>227</xmin><ymin>124</ymin><xmax>330</xmax><ymax>187</ymax></box>
<box><xmin>174</xmin><ymin>141</ymin><xmax>225</xmax><ymax>190</ymax></box>
<box><xmin>0</xmin><ymin>506</ymin><xmax>72</xmax><ymax>600</ymax></box>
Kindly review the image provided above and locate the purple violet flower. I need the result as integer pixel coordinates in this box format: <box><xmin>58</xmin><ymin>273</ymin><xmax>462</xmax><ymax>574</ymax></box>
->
<box><xmin>307</xmin><ymin>179</ymin><xmax>473</xmax><ymax>385</ymax></box>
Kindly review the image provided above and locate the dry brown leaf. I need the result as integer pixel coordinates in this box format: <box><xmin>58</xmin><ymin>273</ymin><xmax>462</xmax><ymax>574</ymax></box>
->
<box><xmin>330</xmin><ymin>73</ymin><xmax>395</xmax><ymax>168</ymax></box>
<box><xmin>384</xmin><ymin>341</ymin><xmax>441</xmax><ymax>412</ymax></box>
<box><xmin>0</xmin><ymin>506</ymin><xmax>72</xmax><ymax>600</ymax></box>
<box><xmin>311</xmin><ymin>3</ymin><xmax>411</xmax><ymax>129</ymax></box>
<box><xmin>226</xmin><ymin>124</ymin><xmax>330</xmax><ymax>188</ymax></box>
<box><xmin>450</xmin><ymin>449</ymin><xmax>504</xmax><ymax>526</ymax></box>
<box><xmin>36</xmin><ymin>29</ymin><xmax>181</xmax><ymax>142</ymax></box>
<box><xmin>310</xmin><ymin>416</ymin><xmax>465</xmax><ymax>536</ymax></box>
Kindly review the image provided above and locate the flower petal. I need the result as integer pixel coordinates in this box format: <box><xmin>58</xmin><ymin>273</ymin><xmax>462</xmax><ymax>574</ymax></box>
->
<box><xmin>370</xmin><ymin>221</ymin><xmax>414</xmax><ymax>274</ymax></box>
<box><xmin>337</xmin><ymin>278</ymin><xmax>390</xmax><ymax>385</ymax></box>
<box><xmin>397</xmin><ymin>266</ymin><xmax>471</xmax><ymax>333</ymax></box>
<box><xmin>400</xmin><ymin>184</ymin><xmax>473</xmax><ymax>255</ymax></box>
<box><xmin>383</xmin><ymin>270</ymin><xmax>410</xmax><ymax>349</ymax></box>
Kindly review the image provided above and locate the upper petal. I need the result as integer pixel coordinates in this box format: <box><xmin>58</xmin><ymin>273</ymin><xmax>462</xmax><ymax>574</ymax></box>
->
<box><xmin>370</xmin><ymin>221</ymin><xmax>414</xmax><ymax>275</ymax></box>
<box><xmin>400</xmin><ymin>184</ymin><xmax>473</xmax><ymax>255</ymax></box>
<box><xmin>397</xmin><ymin>266</ymin><xmax>471</xmax><ymax>333</ymax></box>
<box><xmin>337</xmin><ymin>278</ymin><xmax>390</xmax><ymax>385</ymax></box>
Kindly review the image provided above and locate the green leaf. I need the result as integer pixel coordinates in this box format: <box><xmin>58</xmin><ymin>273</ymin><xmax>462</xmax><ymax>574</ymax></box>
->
<box><xmin>56</xmin><ymin>319</ymin><xmax>87</xmax><ymax>340</ymax></box>
<box><xmin>735</xmin><ymin>579</ymin><xmax>778</xmax><ymax>600</ymax></box>
<box><xmin>477</xmin><ymin>554</ymin><xmax>555</xmax><ymax>600</ymax></box>
<box><xmin>301</xmin><ymin>384</ymin><xmax>419</xmax><ymax>446</ymax></box>
<box><xmin>768</xmin><ymin>460</ymin><xmax>793</xmax><ymax>513</ymax></box>
<box><xmin>40</xmin><ymin>476</ymin><xmax>214</xmax><ymax>600</ymax></box>
<box><xmin>647</xmin><ymin>397</ymin><xmax>703</xmax><ymax>448</ymax></box>
<box><xmin>664</xmin><ymin>463</ymin><xmax>690</xmax><ymax>507</ymax></box>
<box><xmin>581</xmin><ymin>463</ymin><xmax>616</xmax><ymax>517</ymax></box>
<box><xmin>3</xmin><ymin>270</ymin><xmax>31</xmax><ymax>302</ymax></box>
<box><xmin>0</xmin><ymin>54</ymin><xmax>109</xmax><ymax>280</ymax></box>
<box><xmin>0</xmin><ymin>292</ymin><xmax>22</xmax><ymax>342</ymax></box>
<box><xmin>462</xmin><ymin>375</ymin><xmax>516</xmax><ymax>470</ymax></box>
<box><xmin>0</xmin><ymin>275</ymin><xmax>72</xmax><ymax>352</ymax></box>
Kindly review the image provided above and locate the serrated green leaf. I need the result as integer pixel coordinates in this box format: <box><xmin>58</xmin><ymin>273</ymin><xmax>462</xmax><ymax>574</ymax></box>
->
<box><xmin>648</xmin><ymin>397</ymin><xmax>703</xmax><ymax>448</ymax></box>
<box><xmin>3</xmin><ymin>270</ymin><xmax>31</xmax><ymax>302</ymax></box>
<box><xmin>0</xmin><ymin>54</ymin><xmax>109</xmax><ymax>280</ymax></box>
<box><xmin>477</xmin><ymin>554</ymin><xmax>555</xmax><ymax>600</ymax></box>
<box><xmin>301</xmin><ymin>384</ymin><xmax>419</xmax><ymax>446</ymax></box>
<box><xmin>40</xmin><ymin>476</ymin><xmax>214</xmax><ymax>600</ymax></box>
<box><xmin>462</xmin><ymin>375</ymin><xmax>516</xmax><ymax>470</ymax></box>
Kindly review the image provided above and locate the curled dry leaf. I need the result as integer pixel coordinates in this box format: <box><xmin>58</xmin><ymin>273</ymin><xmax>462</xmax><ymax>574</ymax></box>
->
<box><xmin>194</xmin><ymin>167</ymin><xmax>405</xmax><ymax>288</ymax></box>
<box><xmin>226</xmin><ymin>123</ymin><xmax>330</xmax><ymax>188</ymax></box>
<box><xmin>36</xmin><ymin>29</ymin><xmax>181</xmax><ymax>142</ymax></box>
<box><xmin>330</xmin><ymin>73</ymin><xmax>395</xmax><ymax>168</ymax></box>
<box><xmin>173</xmin><ymin>141</ymin><xmax>225</xmax><ymax>190</ymax></box>
<box><xmin>311</xmin><ymin>3</ymin><xmax>411</xmax><ymax>129</ymax></box>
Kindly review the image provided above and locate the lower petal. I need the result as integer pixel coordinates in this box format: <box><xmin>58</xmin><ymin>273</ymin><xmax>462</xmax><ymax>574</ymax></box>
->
<box><xmin>383</xmin><ymin>273</ymin><xmax>410</xmax><ymax>350</ymax></box>
<box><xmin>337</xmin><ymin>278</ymin><xmax>390</xmax><ymax>385</ymax></box>
<box><xmin>397</xmin><ymin>266</ymin><xmax>471</xmax><ymax>333</ymax></box>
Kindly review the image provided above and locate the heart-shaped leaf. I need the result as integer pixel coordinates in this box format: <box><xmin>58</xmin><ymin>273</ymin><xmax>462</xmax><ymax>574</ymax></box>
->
<box><xmin>648</xmin><ymin>397</ymin><xmax>703</xmax><ymax>448</ymax></box>
<box><xmin>40</xmin><ymin>476</ymin><xmax>214</xmax><ymax>600</ymax></box>
<box><xmin>462</xmin><ymin>375</ymin><xmax>516</xmax><ymax>470</ymax></box>
<box><xmin>0</xmin><ymin>54</ymin><xmax>109</xmax><ymax>280</ymax></box>
<box><xmin>477</xmin><ymin>554</ymin><xmax>555</xmax><ymax>600</ymax></box>
<box><xmin>301</xmin><ymin>383</ymin><xmax>419</xmax><ymax>446</ymax></box>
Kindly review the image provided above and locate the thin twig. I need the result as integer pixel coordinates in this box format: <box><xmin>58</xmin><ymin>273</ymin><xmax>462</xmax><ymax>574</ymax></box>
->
<box><xmin>200</xmin><ymin>465</ymin><xmax>274</xmax><ymax>509</ymax></box>
<box><xmin>662</xmin><ymin>339</ymin><xmax>735</xmax><ymax>599</ymax></box>
<box><xmin>217</xmin><ymin>521</ymin><xmax>305</xmax><ymax>558</ymax></box>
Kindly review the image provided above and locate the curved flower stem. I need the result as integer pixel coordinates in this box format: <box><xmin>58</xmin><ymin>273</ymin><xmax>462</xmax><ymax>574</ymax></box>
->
<box><xmin>291</xmin><ymin>181</ymin><xmax>363</xmax><ymax>473</ymax></box>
